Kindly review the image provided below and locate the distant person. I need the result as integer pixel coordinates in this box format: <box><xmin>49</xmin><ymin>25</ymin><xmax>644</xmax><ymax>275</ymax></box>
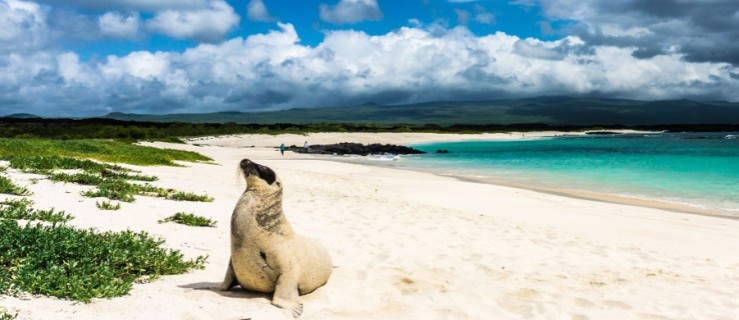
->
<box><xmin>303</xmin><ymin>141</ymin><xmax>309</xmax><ymax>153</ymax></box>
<box><xmin>279</xmin><ymin>143</ymin><xmax>286</xmax><ymax>156</ymax></box>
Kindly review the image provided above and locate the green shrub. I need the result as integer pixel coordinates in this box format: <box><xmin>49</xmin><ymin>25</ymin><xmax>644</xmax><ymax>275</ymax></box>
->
<box><xmin>0</xmin><ymin>176</ymin><xmax>31</xmax><ymax>196</ymax></box>
<box><xmin>81</xmin><ymin>181</ymin><xmax>137</xmax><ymax>203</ymax></box>
<box><xmin>0</xmin><ymin>308</ymin><xmax>17</xmax><ymax>320</ymax></box>
<box><xmin>0</xmin><ymin>198</ymin><xmax>73</xmax><ymax>223</ymax></box>
<box><xmin>159</xmin><ymin>212</ymin><xmax>217</xmax><ymax>227</ymax></box>
<box><xmin>96</xmin><ymin>201</ymin><xmax>121</xmax><ymax>211</ymax></box>
<box><xmin>166</xmin><ymin>192</ymin><xmax>214</xmax><ymax>202</ymax></box>
<box><xmin>82</xmin><ymin>180</ymin><xmax>212</xmax><ymax>203</ymax></box>
<box><xmin>4</xmin><ymin>155</ymin><xmax>125</xmax><ymax>175</ymax></box>
<box><xmin>49</xmin><ymin>172</ymin><xmax>106</xmax><ymax>185</ymax></box>
<box><xmin>0</xmin><ymin>139</ymin><xmax>212</xmax><ymax>166</ymax></box>
<box><xmin>0</xmin><ymin>220</ymin><xmax>207</xmax><ymax>302</ymax></box>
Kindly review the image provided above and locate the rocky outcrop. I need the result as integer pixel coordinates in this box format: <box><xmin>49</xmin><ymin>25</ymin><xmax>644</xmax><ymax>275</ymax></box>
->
<box><xmin>287</xmin><ymin>142</ymin><xmax>425</xmax><ymax>156</ymax></box>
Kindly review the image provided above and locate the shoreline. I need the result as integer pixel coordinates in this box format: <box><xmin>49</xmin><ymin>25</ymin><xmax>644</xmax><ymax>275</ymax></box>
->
<box><xmin>249</xmin><ymin>130</ymin><xmax>734</xmax><ymax>220</ymax></box>
<box><xmin>324</xmin><ymin>155</ymin><xmax>738</xmax><ymax>220</ymax></box>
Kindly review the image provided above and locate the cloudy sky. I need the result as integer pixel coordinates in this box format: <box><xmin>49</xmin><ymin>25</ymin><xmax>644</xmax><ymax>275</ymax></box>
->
<box><xmin>1</xmin><ymin>0</ymin><xmax>738</xmax><ymax>117</ymax></box>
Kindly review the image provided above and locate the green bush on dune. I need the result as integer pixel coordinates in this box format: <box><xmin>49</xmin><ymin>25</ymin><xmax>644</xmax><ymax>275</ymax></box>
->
<box><xmin>0</xmin><ymin>138</ymin><xmax>211</xmax><ymax>304</ymax></box>
<box><xmin>0</xmin><ymin>139</ymin><xmax>211</xmax><ymax>167</ymax></box>
<box><xmin>0</xmin><ymin>220</ymin><xmax>206</xmax><ymax>302</ymax></box>
<box><xmin>0</xmin><ymin>139</ymin><xmax>214</xmax><ymax>203</ymax></box>
<box><xmin>0</xmin><ymin>176</ymin><xmax>31</xmax><ymax>196</ymax></box>
<box><xmin>0</xmin><ymin>308</ymin><xmax>16</xmax><ymax>320</ymax></box>
<box><xmin>95</xmin><ymin>200</ymin><xmax>121</xmax><ymax>211</ymax></box>
<box><xmin>159</xmin><ymin>212</ymin><xmax>217</xmax><ymax>227</ymax></box>
<box><xmin>0</xmin><ymin>198</ymin><xmax>73</xmax><ymax>223</ymax></box>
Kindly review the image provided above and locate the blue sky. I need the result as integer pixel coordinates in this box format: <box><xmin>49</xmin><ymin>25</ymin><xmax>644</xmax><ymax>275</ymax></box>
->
<box><xmin>1</xmin><ymin>0</ymin><xmax>738</xmax><ymax>116</ymax></box>
<box><xmin>69</xmin><ymin>0</ymin><xmax>560</xmax><ymax>59</ymax></box>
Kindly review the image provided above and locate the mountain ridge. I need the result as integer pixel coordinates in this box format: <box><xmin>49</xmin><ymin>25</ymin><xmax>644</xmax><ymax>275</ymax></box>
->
<box><xmin>98</xmin><ymin>97</ymin><xmax>739</xmax><ymax>126</ymax></box>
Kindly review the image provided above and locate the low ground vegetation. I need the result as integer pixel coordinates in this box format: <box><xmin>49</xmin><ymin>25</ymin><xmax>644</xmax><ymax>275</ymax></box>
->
<box><xmin>95</xmin><ymin>201</ymin><xmax>121</xmax><ymax>211</ymax></box>
<box><xmin>0</xmin><ymin>137</ymin><xmax>211</xmax><ymax>304</ymax></box>
<box><xmin>0</xmin><ymin>220</ymin><xmax>206</xmax><ymax>302</ymax></box>
<box><xmin>0</xmin><ymin>176</ymin><xmax>30</xmax><ymax>196</ymax></box>
<box><xmin>0</xmin><ymin>198</ymin><xmax>73</xmax><ymax>223</ymax></box>
<box><xmin>159</xmin><ymin>212</ymin><xmax>217</xmax><ymax>227</ymax></box>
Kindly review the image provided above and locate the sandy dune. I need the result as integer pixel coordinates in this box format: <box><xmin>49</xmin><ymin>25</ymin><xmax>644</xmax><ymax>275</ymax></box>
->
<box><xmin>2</xmin><ymin>132</ymin><xmax>738</xmax><ymax>320</ymax></box>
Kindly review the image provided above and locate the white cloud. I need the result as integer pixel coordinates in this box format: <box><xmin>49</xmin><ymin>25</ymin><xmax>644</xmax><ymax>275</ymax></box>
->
<box><xmin>101</xmin><ymin>51</ymin><xmax>171</xmax><ymax>80</ymax></box>
<box><xmin>454</xmin><ymin>8</ymin><xmax>470</xmax><ymax>25</ymax></box>
<box><xmin>454</xmin><ymin>5</ymin><xmax>495</xmax><ymax>26</ymax></box>
<box><xmin>473</xmin><ymin>5</ymin><xmax>494</xmax><ymax>24</ymax></box>
<box><xmin>319</xmin><ymin>0</ymin><xmax>382</xmax><ymax>24</ymax></box>
<box><xmin>247</xmin><ymin>0</ymin><xmax>276</xmax><ymax>22</ymax></box>
<box><xmin>34</xmin><ymin>0</ymin><xmax>210</xmax><ymax>12</ymax></box>
<box><xmin>0</xmin><ymin>0</ymin><xmax>49</xmax><ymax>51</ymax></box>
<box><xmin>1</xmin><ymin>20</ymin><xmax>738</xmax><ymax>117</ymax></box>
<box><xmin>98</xmin><ymin>11</ymin><xmax>140</xmax><ymax>39</ymax></box>
<box><xmin>146</xmin><ymin>0</ymin><xmax>239</xmax><ymax>42</ymax></box>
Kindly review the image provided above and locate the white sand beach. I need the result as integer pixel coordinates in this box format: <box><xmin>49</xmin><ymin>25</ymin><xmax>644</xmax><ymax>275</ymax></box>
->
<box><xmin>2</xmin><ymin>132</ymin><xmax>739</xmax><ymax>320</ymax></box>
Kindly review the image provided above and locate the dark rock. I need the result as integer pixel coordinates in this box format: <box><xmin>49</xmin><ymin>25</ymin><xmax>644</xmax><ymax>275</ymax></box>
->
<box><xmin>287</xmin><ymin>142</ymin><xmax>425</xmax><ymax>156</ymax></box>
<box><xmin>435</xmin><ymin>149</ymin><xmax>450</xmax><ymax>153</ymax></box>
<box><xmin>585</xmin><ymin>131</ymin><xmax>622</xmax><ymax>135</ymax></box>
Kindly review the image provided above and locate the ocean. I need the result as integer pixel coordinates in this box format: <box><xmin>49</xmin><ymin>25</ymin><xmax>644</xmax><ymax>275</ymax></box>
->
<box><xmin>396</xmin><ymin>132</ymin><xmax>739</xmax><ymax>216</ymax></box>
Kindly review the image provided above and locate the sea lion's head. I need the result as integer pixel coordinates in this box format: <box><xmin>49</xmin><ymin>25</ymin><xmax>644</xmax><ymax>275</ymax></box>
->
<box><xmin>240</xmin><ymin>159</ymin><xmax>282</xmax><ymax>194</ymax></box>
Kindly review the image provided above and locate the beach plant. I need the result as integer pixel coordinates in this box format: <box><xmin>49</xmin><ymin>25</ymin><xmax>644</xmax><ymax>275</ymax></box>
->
<box><xmin>0</xmin><ymin>308</ymin><xmax>17</xmax><ymax>320</ymax></box>
<box><xmin>0</xmin><ymin>219</ymin><xmax>207</xmax><ymax>302</ymax></box>
<box><xmin>159</xmin><ymin>212</ymin><xmax>217</xmax><ymax>227</ymax></box>
<box><xmin>0</xmin><ymin>139</ymin><xmax>212</xmax><ymax>167</ymax></box>
<box><xmin>0</xmin><ymin>138</ymin><xmax>213</xmax><ymax>202</ymax></box>
<box><xmin>0</xmin><ymin>198</ymin><xmax>73</xmax><ymax>223</ymax></box>
<box><xmin>49</xmin><ymin>172</ymin><xmax>106</xmax><ymax>185</ymax></box>
<box><xmin>166</xmin><ymin>191</ymin><xmax>214</xmax><ymax>202</ymax></box>
<box><xmin>96</xmin><ymin>201</ymin><xmax>121</xmax><ymax>211</ymax></box>
<box><xmin>81</xmin><ymin>180</ymin><xmax>213</xmax><ymax>203</ymax></box>
<box><xmin>0</xmin><ymin>176</ymin><xmax>31</xmax><ymax>196</ymax></box>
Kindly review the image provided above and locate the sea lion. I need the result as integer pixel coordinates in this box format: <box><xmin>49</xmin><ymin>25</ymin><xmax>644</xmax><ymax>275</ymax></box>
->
<box><xmin>220</xmin><ymin>159</ymin><xmax>332</xmax><ymax>318</ymax></box>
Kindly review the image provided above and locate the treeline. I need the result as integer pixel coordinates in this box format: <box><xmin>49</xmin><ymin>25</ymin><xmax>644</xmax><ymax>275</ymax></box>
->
<box><xmin>1</xmin><ymin>118</ymin><xmax>738</xmax><ymax>141</ymax></box>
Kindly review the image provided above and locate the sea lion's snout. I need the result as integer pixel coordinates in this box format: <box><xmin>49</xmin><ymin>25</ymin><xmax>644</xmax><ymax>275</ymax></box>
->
<box><xmin>240</xmin><ymin>159</ymin><xmax>255</xmax><ymax>171</ymax></box>
<box><xmin>240</xmin><ymin>159</ymin><xmax>277</xmax><ymax>185</ymax></box>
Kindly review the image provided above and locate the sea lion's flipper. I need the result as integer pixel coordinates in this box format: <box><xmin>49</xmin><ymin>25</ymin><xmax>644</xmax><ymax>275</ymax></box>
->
<box><xmin>271</xmin><ymin>270</ymin><xmax>303</xmax><ymax>318</ymax></box>
<box><xmin>219</xmin><ymin>259</ymin><xmax>237</xmax><ymax>291</ymax></box>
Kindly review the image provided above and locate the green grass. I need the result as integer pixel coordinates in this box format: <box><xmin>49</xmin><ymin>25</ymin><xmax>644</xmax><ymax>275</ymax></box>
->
<box><xmin>0</xmin><ymin>219</ymin><xmax>207</xmax><ymax>302</ymax></box>
<box><xmin>0</xmin><ymin>176</ymin><xmax>31</xmax><ymax>196</ymax></box>
<box><xmin>0</xmin><ymin>198</ymin><xmax>73</xmax><ymax>223</ymax></box>
<box><xmin>96</xmin><ymin>201</ymin><xmax>121</xmax><ymax>211</ymax></box>
<box><xmin>0</xmin><ymin>139</ymin><xmax>212</xmax><ymax>167</ymax></box>
<box><xmin>159</xmin><ymin>212</ymin><xmax>217</xmax><ymax>227</ymax></box>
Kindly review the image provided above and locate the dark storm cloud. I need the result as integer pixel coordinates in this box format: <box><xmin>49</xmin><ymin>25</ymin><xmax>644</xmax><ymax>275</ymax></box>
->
<box><xmin>532</xmin><ymin>0</ymin><xmax>739</xmax><ymax>65</ymax></box>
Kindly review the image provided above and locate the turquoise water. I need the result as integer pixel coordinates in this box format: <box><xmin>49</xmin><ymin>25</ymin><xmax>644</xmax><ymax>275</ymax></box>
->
<box><xmin>406</xmin><ymin>133</ymin><xmax>739</xmax><ymax>215</ymax></box>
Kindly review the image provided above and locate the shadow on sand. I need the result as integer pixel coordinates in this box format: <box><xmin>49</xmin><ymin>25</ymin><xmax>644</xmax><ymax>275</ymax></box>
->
<box><xmin>178</xmin><ymin>282</ymin><xmax>272</xmax><ymax>300</ymax></box>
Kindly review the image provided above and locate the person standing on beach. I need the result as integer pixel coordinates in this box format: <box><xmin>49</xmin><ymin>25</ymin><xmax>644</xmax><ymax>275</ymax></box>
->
<box><xmin>279</xmin><ymin>143</ymin><xmax>286</xmax><ymax>156</ymax></box>
<box><xmin>303</xmin><ymin>141</ymin><xmax>309</xmax><ymax>153</ymax></box>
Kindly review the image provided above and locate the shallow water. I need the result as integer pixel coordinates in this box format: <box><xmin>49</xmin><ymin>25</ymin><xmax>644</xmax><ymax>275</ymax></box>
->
<box><xmin>404</xmin><ymin>132</ymin><xmax>739</xmax><ymax>215</ymax></box>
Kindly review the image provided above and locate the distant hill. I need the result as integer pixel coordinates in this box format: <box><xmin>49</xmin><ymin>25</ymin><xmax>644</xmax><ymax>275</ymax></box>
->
<box><xmin>2</xmin><ymin>113</ymin><xmax>41</xmax><ymax>119</ymax></box>
<box><xmin>101</xmin><ymin>96</ymin><xmax>738</xmax><ymax>126</ymax></box>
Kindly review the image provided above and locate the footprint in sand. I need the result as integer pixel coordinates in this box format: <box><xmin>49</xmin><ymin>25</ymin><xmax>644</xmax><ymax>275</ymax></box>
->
<box><xmin>573</xmin><ymin>298</ymin><xmax>594</xmax><ymax>307</ymax></box>
<box><xmin>602</xmin><ymin>300</ymin><xmax>632</xmax><ymax>310</ymax></box>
